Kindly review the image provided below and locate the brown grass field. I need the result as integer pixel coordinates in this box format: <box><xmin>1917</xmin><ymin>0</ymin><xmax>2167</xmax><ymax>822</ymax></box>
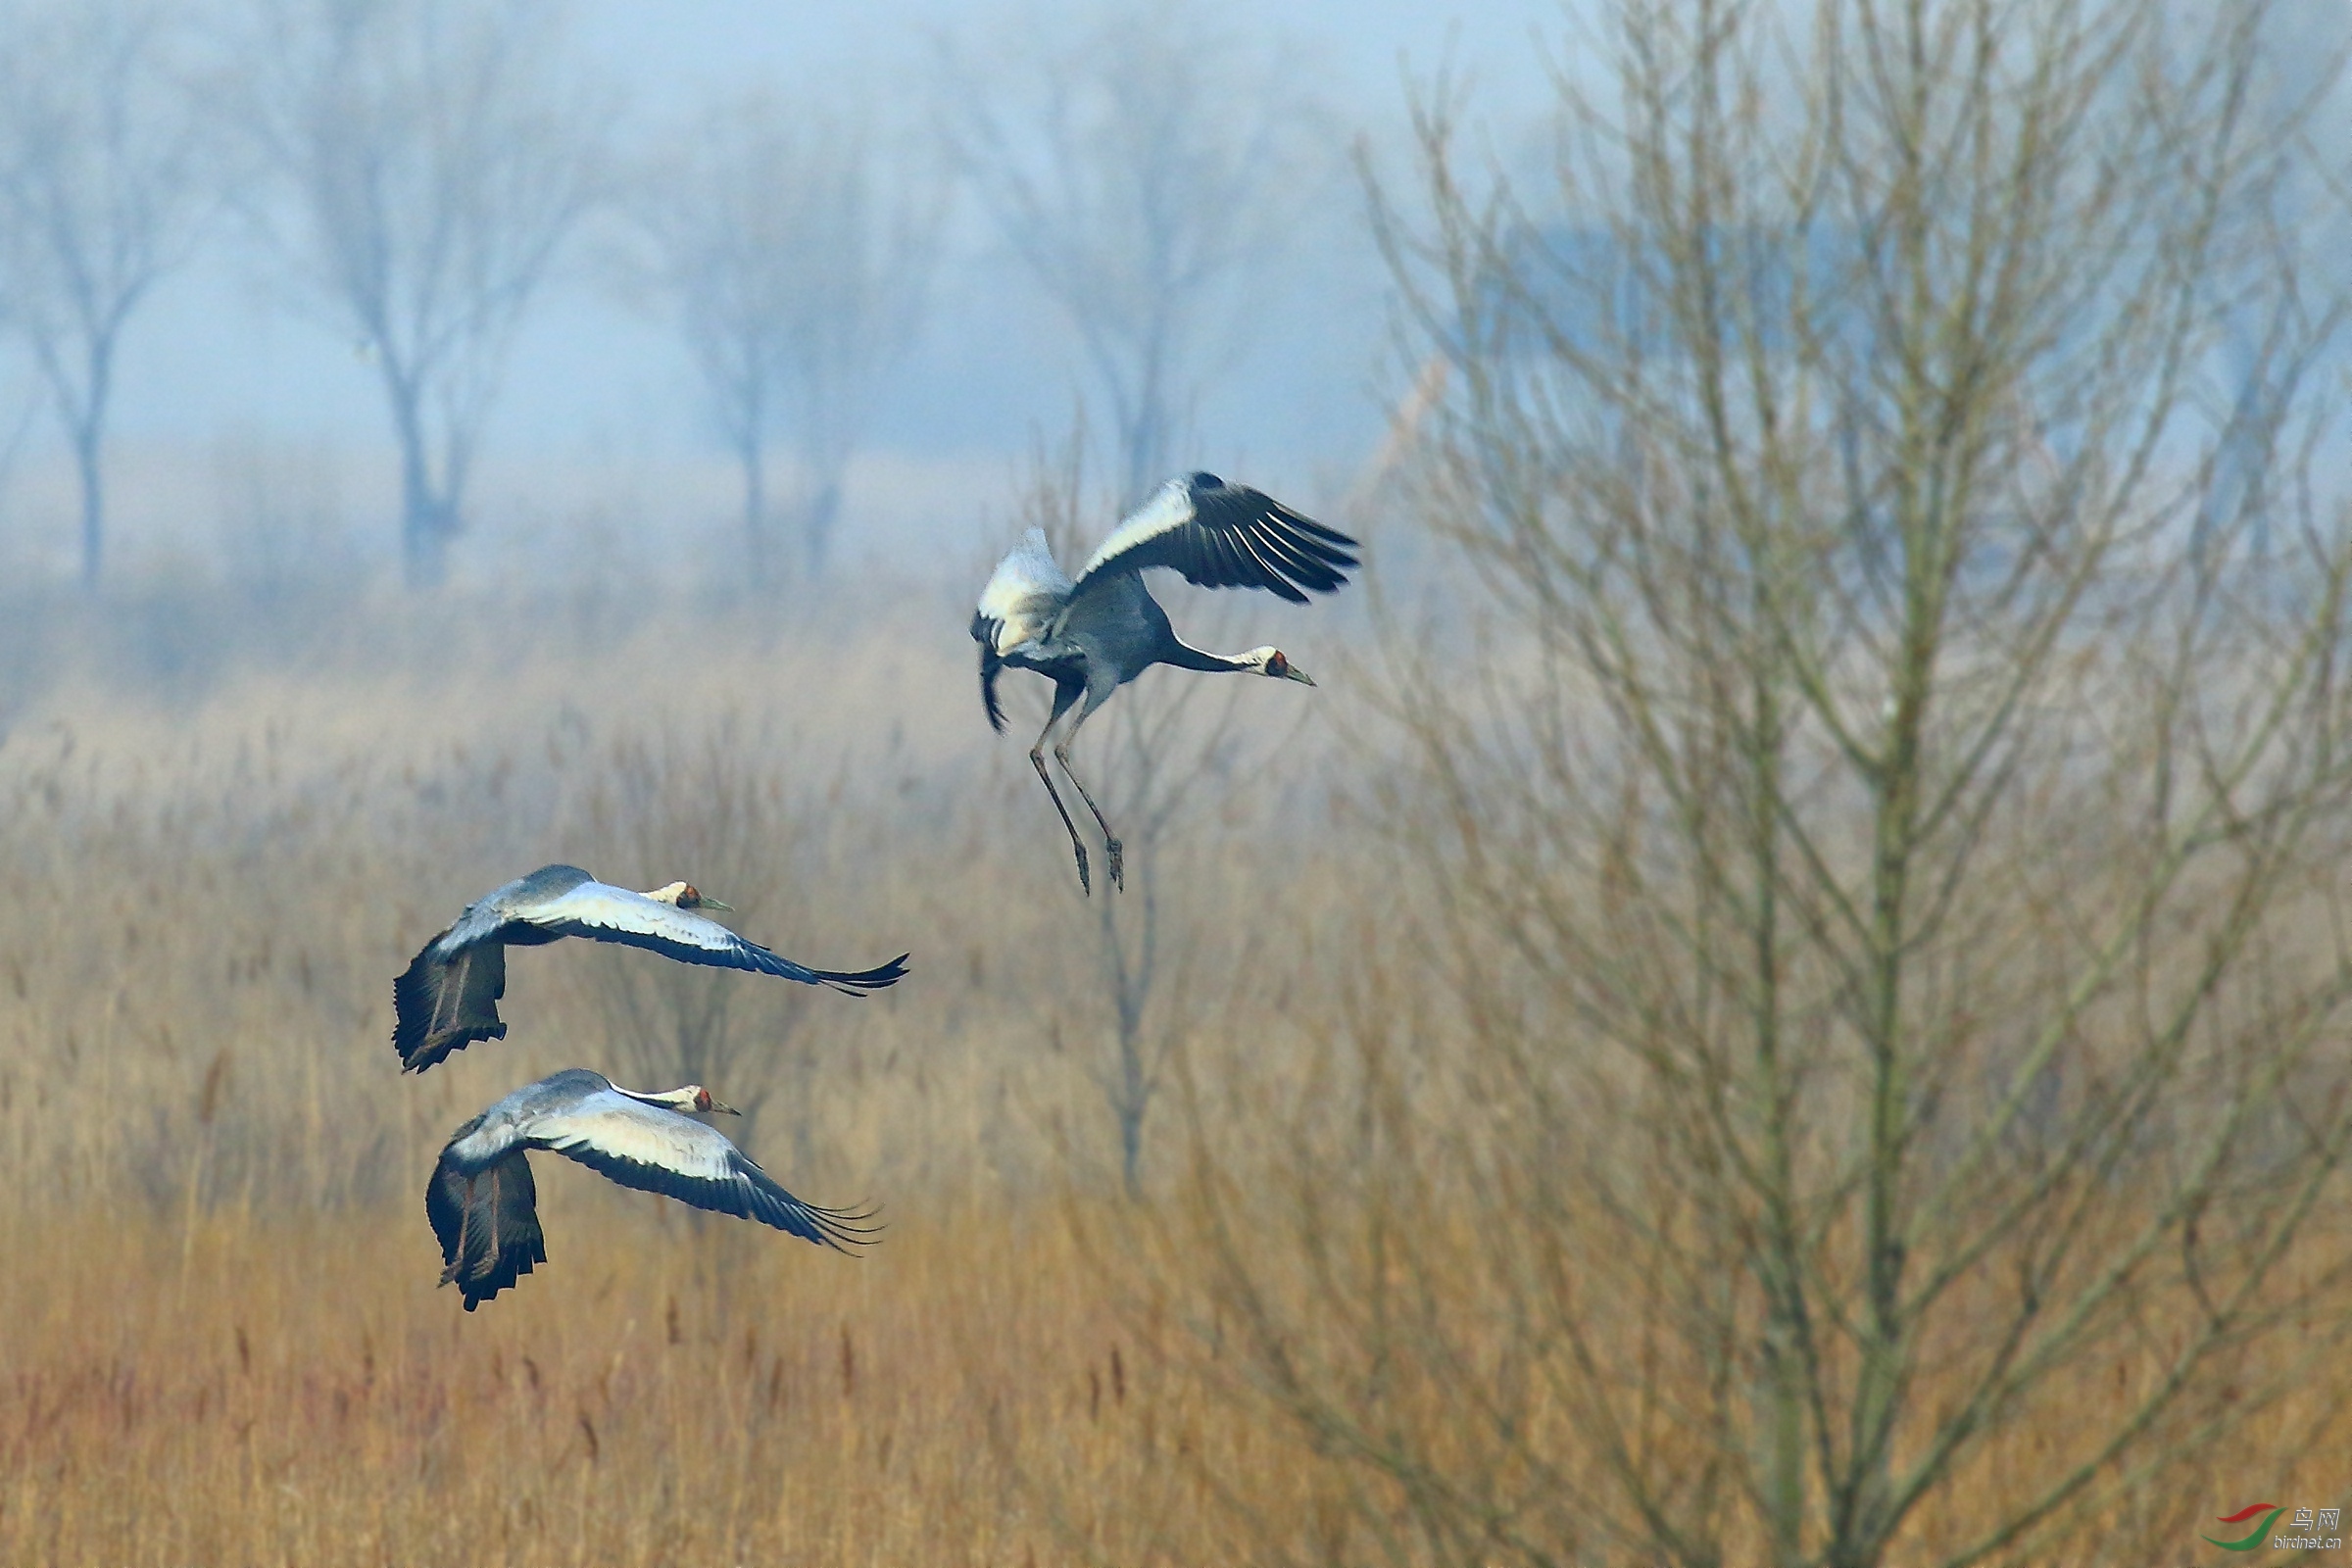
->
<box><xmin>1</xmin><ymin>578</ymin><xmax>2347</xmax><ymax>1565</ymax></box>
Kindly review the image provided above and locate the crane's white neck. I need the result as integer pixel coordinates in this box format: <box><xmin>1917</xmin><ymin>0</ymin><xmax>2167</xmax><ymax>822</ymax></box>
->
<box><xmin>614</xmin><ymin>1082</ymin><xmax>707</xmax><ymax>1111</ymax></box>
<box><xmin>1166</xmin><ymin>640</ymin><xmax>1282</xmax><ymax>674</ymax></box>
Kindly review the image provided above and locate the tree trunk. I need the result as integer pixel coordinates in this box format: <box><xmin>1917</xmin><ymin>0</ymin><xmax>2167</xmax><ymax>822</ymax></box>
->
<box><xmin>393</xmin><ymin>389</ymin><xmax>452</xmax><ymax>589</ymax></box>
<box><xmin>741</xmin><ymin>436</ymin><xmax>773</xmax><ymax>587</ymax></box>
<box><xmin>74</xmin><ymin>420</ymin><xmax>104</xmax><ymax>594</ymax></box>
<box><xmin>802</xmin><ymin>473</ymin><xmax>842</xmax><ymax>580</ymax></box>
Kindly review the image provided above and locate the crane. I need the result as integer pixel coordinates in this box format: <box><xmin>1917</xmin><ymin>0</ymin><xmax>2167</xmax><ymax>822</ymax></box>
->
<box><xmin>427</xmin><ymin>1068</ymin><xmax>874</xmax><ymax>1309</ymax></box>
<box><xmin>394</xmin><ymin>864</ymin><xmax>909</xmax><ymax>1072</ymax></box>
<box><xmin>971</xmin><ymin>471</ymin><xmax>1358</xmax><ymax>894</ymax></box>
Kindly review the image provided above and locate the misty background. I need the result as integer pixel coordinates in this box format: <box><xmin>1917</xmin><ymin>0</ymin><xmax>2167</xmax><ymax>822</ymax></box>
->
<box><xmin>9</xmin><ymin>0</ymin><xmax>2352</xmax><ymax>1560</ymax></box>
<box><xmin>0</xmin><ymin>0</ymin><xmax>1569</xmax><ymax>603</ymax></box>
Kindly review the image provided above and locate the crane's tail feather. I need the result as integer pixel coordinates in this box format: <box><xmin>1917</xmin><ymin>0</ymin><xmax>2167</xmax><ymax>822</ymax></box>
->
<box><xmin>426</xmin><ymin>1150</ymin><xmax>545</xmax><ymax>1311</ymax></box>
<box><xmin>979</xmin><ymin>643</ymin><xmax>1007</xmax><ymax>733</ymax></box>
<box><xmin>812</xmin><ymin>953</ymin><xmax>911</xmax><ymax>997</ymax></box>
<box><xmin>393</xmin><ymin>940</ymin><xmax>509</xmax><ymax>1073</ymax></box>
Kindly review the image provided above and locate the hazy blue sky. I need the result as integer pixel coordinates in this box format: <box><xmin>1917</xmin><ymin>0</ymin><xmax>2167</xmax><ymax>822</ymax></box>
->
<box><xmin>75</xmin><ymin>0</ymin><xmax>1568</xmax><ymax>548</ymax></box>
<box><xmin>10</xmin><ymin>0</ymin><xmax>2346</xmax><ymax>588</ymax></box>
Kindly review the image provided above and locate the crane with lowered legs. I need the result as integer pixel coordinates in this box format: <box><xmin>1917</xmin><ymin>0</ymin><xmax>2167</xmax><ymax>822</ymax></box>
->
<box><xmin>393</xmin><ymin>864</ymin><xmax>908</xmax><ymax>1072</ymax></box>
<box><xmin>970</xmin><ymin>470</ymin><xmax>1358</xmax><ymax>894</ymax></box>
<box><xmin>427</xmin><ymin>1068</ymin><xmax>875</xmax><ymax>1310</ymax></box>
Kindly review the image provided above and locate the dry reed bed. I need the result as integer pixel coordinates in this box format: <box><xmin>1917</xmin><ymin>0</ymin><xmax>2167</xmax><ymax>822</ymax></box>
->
<box><xmin>8</xmin><ymin>1188</ymin><xmax>2347</xmax><ymax>1566</ymax></box>
<box><xmin>0</xmin><ymin>584</ymin><xmax>1364</xmax><ymax>1561</ymax></box>
<box><xmin>0</xmin><ymin>1199</ymin><xmax>1306</xmax><ymax>1568</ymax></box>
<box><xmin>4</xmin><ymin>584</ymin><xmax>2349</xmax><ymax>1564</ymax></box>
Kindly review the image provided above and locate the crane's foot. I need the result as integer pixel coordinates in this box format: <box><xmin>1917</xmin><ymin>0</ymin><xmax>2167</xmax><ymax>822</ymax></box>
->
<box><xmin>1071</xmin><ymin>844</ymin><xmax>1093</xmax><ymax>897</ymax></box>
<box><xmin>1105</xmin><ymin>837</ymin><xmax>1124</xmax><ymax>892</ymax></box>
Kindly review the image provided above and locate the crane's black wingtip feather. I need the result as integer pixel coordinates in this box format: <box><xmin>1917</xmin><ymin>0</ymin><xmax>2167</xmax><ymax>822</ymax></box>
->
<box><xmin>806</xmin><ymin>1199</ymin><xmax>885</xmax><ymax>1253</ymax></box>
<box><xmin>823</xmin><ymin>958</ymin><xmax>903</xmax><ymax>992</ymax></box>
<box><xmin>1133</xmin><ymin>479</ymin><xmax>1361</xmax><ymax>601</ymax></box>
<box><xmin>817</xmin><ymin>953</ymin><xmax>910</xmax><ymax>996</ymax></box>
<box><xmin>1292</xmin><ymin>514</ymin><xmax>1359</xmax><ymax>552</ymax></box>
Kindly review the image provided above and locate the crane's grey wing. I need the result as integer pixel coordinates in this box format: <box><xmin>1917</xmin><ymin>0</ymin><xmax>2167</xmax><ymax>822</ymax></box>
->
<box><xmin>396</xmin><ymin>863</ymin><xmax>595</xmax><ymax>1071</ymax></box>
<box><xmin>1072</xmin><ymin>473</ymin><xmax>1359</xmax><ymax>604</ymax></box>
<box><xmin>393</xmin><ymin>932</ymin><xmax>509</xmax><ymax>1073</ymax></box>
<box><xmin>525</xmin><ymin>881</ymin><xmax>909</xmax><ymax>996</ymax></box>
<box><xmin>433</xmin><ymin>864</ymin><xmax>594</xmax><ymax>953</ymax></box>
<box><xmin>531</xmin><ymin>1093</ymin><xmax>877</xmax><ymax>1252</ymax></box>
<box><xmin>427</xmin><ymin>1139</ymin><xmax>546</xmax><ymax>1311</ymax></box>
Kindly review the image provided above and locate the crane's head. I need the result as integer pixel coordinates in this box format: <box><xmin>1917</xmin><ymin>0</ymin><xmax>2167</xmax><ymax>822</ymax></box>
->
<box><xmin>645</xmin><ymin>881</ymin><xmax>733</xmax><ymax>912</ymax></box>
<box><xmin>1248</xmin><ymin>647</ymin><xmax>1316</xmax><ymax>686</ymax></box>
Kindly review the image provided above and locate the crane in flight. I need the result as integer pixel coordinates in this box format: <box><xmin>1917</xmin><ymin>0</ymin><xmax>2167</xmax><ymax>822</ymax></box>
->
<box><xmin>427</xmin><ymin>1068</ymin><xmax>875</xmax><ymax>1310</ymax></box>
<box><xmin>971</xmin><ymin>471</ymin><xmax>1358</xmax><ymax>894</ymax></box>
<box><xmin>393</xmin><ymin>864</ymin><xmax>908</xmax><ymax>1071</ymax></box>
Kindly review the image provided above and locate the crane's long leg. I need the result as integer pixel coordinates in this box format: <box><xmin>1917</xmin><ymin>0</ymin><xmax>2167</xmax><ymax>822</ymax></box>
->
<box><xmin>1054</xmin><ymin>746</ymin><xmax>1122</xmax><ymax>893</ymax></box>
<box><xmin>1031</xmin><ymin>679</ymin><xmax>1094</xmax><ymax>895</ymax></box>
<box><xmin>1052</xmin><ymin>696</ymin><xmax>1123</xmax><ymax>893</ymax></box>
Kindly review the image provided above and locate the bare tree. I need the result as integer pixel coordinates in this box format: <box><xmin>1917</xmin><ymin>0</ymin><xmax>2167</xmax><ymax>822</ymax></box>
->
<box><xmin>632</xmin><ymin>90</ymin><xmax>936</xmax><ymax>584</ymax></box>
<box><xmin>1012</xmin><ymin>435</ymin><xmax>1265</xmax><ymax>1199</ymax></box>
<box><xmin>1169</xmin><ymin>2</ymin><xmax>2352</xmax><ymax>1564</ymax></box>
<box><xmin>938</xmin><ymin>0</ymin><xmax>1325</xmax><ymax>502</ymax></box>
<box><xmin>0</xmin><ymin>0</ymin><xmax>209</xmax><ymax>590</ymax></box>
<box><xmin>241</xmin><ymin>0</ymin><xmax>603</xmax><ymax>588</ymax></box>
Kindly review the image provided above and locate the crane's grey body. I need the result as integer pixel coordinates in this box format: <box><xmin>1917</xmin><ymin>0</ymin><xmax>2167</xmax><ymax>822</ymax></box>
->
<box><xmin>428</xmin><ymin>1068</ymin><xmax>873</xmax><ymax>1310</ymax></box>
<box><xmin>972</xmin><ymin>471</ymin><xmax>1358</xmax><ymax>893</ymax></box>
<box><xmin>393</xmin><ymin>863</ymin><xmax>909</xmax><ymax>1072</ymax></box>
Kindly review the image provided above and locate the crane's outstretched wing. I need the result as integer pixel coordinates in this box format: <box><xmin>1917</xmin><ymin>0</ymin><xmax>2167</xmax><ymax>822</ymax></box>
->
<box><xmin>394</xmin><ymin>935</ymin><xmax>510</xmax><ymax>1073</ymax></box>
<box><xmin>427</xmin><ymin>1142</ymin><xmax>547</xmax><ymax>1311</ymax></box>
<box><xmin>1073</xmin><ymin>473</ymin><xmax>1359</xmax><ymax>604</ymax></box>
<box><xmin>525</xmin><ymin>881</ymin><xmax>910</xmax><ymax>996</ymax></box>
<box><xmin>534</xmin><ymin>1091</ymin><xmax>878</xmax><ymax>1252</ymax></box>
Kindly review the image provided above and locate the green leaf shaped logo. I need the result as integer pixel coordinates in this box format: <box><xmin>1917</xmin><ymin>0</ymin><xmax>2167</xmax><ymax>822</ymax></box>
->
<box><xmin>2204</xmin><ymin>1504</ymin><xmax>2285</xmax><ymax>1551</ymax></box>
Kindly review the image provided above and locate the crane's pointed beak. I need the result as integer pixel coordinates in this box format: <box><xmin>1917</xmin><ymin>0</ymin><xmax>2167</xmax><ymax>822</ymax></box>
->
<box><xmin>699</xmin><ymin>897</ymin><xmax>734</xmax><ymax>913</ymax></box>
<box><xmin>706</xmin><ymin>1096</ymin><xmax>741</xmax><ymax>1115</ymax></box>
<box><xmin>1284</xmin><ymin>664</ymin><xmax>1316</xmax><ymax>686</ymax></box>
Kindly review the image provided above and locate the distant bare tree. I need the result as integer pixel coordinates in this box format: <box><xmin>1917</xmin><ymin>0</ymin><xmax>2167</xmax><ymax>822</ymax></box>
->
<box><xmin>633</xmin><ymin>91</ymin><xmax>936</xmax><ymax>583</ymax></box>
<box><xmin>939</xmin><ymin>1</ymin><xmax>1324</xmax><ymax>502</ymax></box>
<box><xmin>1016</xmin><ymin>434</ymin><xmax>1259</xmax><ymax>1198</ymax></box>
<box><xmin>0</xmin><ymin>0</ymin><xmax>209</xmax><ymax>590</ymax></box>
<box><xmin>1171</xmin><ymin>2</ymin><xmax>2352</xmax><ymax>1565</ymax></box>
<box><xmin>241</xmin><ymin>0</ymin><xmax>603</xmax><ymax>587</ymax></box>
